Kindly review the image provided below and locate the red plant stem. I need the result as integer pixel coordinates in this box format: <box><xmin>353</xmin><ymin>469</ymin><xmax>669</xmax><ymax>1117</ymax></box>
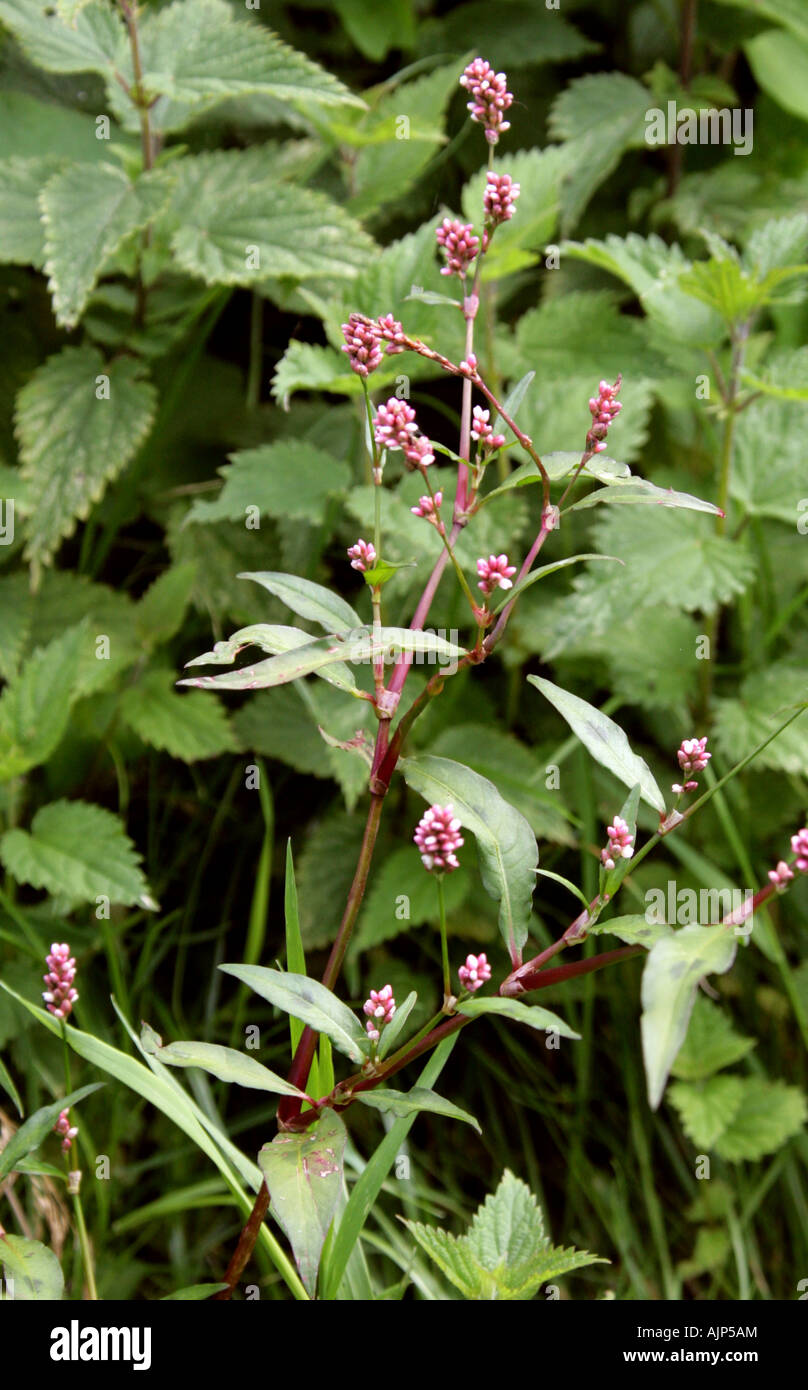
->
<box><xmin>512</xmin><ymin>945</ymin><xmax>643</xmax><ymax>995</ymax></box>
<box><xmin>213</xmin><ymin>1184</ymin><xmax>270</xmax><ymax>1300</ymax></box>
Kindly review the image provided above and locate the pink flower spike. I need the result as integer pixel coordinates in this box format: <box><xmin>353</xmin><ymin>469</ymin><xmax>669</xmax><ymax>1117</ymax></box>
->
<box><xmin>483</xmin><ymin>173</ymin><xmax>521</xmax><ymax>241</ymax></box>
<box><xmin>459</xmin><ymin>59</ymin><xmax>514</xmax><ymax>144</ymax></box>
<box><xmin>54</xmin><ymin>1109</ymin><xmax>78</xmax><ymax>1154</ymax></box>
<box><xmin>363</xmin><ymin>984</ymin><xmax>396</xmax><ymax>1043</ymax></box>
<box><xmin>601</xmin><ymin>815</ymin><xmax>634</xmax><ymax>872</ymax></box>
<box><xmin>676</xmin><ymin>736</ymin><xmax>711</xmax><ymax>777</ymax></box>
<box><xmin>376</xmin><ymin>313</ymin><xmax>406</xmax><ymax>354</ymax></box>
<box><xmin>347</xmin><ymin>538</ymin><xmax>376</xmax><ymax>572</ymax></box>
<box><xmin>414</xmin><ymin>804</ymin><xmax>464</xmax><ymax>873</ymax></box>
<box><xmin>458</xmin><ymin>952</ymin><xmax>492</xmax><ymax>993</ymax></box>
<box><xmin>791</xmin><ymin>828</ymin><xmax>808</xmax><ymax>873</ymax></box>
<box><xmin>403</xmin><ymin>434</ymin><xmax>435</xmax><ymax>470</ymax></box>
<box><xmin>373</xmin><ymin>398</ymin><xmax>418</xmax><ymax>452</ymax></box>
<box><xmin>436</xmin><ymin>219</ymin><xmax>480</xmax><ymax>278</ymax></box>
<box><xmin>768</xmin><ymin>860</ymin><xmax>794</xmax><ymax>891</ymax></box>
<box><xmin>42</xmin><ymin>942</ymin><xmax>78</xmax><ymax>1020</ymax></box>
<box><xmin>341</xmin><ymin>313</ymin><xmax>384</xmax><ymax>378</ymax></box>
<box><xmin>476</xmin><ymin>553</ymin><xmax>517</xmax><ymax>597</ymax></box>
<box><xmin>585</xmin><ymin>375</ymin><xmax>622</xmax><ymax>455</ymax></box>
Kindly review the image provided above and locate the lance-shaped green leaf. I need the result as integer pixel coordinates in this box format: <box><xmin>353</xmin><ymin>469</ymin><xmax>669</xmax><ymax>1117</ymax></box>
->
<box><xmin>239</xmin><ymin>572</ymin><xmax>360</xmax><ymax>634</ymax></box>
<box><xmin>489</xmin><ymin>554</ymin><xmax>622</xmax><ymax>615</ymax></box>
<box><xmin>456</xmin><ymin>996</ymin><xmax>580</xmax><ymax>1040</ymax></box>
<box><xmin>181</xmin><ymin>627</ymin><xmax>466</xmax><ymax>693</ymax></box>
<box><xmin>528</xmin><ymin>676</ymin><xmax>666</xmax><ymax>814</ymax></box>
<box><xmin>400</xmin><ymin>754</ymin><xmax>538</xmax><ymax>962</ymax></box>
<box><xmin>142</xmin><ymin>1035</ymin><xmax>309</xmax><ymax>1098</ymax></box>
<box><xmin>184</xmin><ymin>624</ymin><xmax>358</xmax><ymax>695</ymax></box>
<box><xmin>220</xmin><ymin>965</ymin><xmax>368</xmax><ymax>1064</ymax></box>
<box><xmin>0</xmin><ymin>1234</ymin><xmax>64</xmax><ymax>1301</ymax></box>
<box><xmin>0</xmin><ymin>1082</ymin><xmax>104</xmax><ymax>1181</ymax></box>
<box><xmin>352</xmin><ymin>1086</ymin><xmax>481</xmax><ymax>1132</ymax></box>
<box><xmin>258</xmin><ymin>1108</ymin><xmax>346</xmax><ymax>1296</ymax></box>
<box><xmin>641</xmin><ymin>924</ymin><xmax>738</xmax><ymax>1110</ymax></box>
<box><xmin>376</xmin><ymin>990</ymin><xmax>417</xmax><ymax>1060</ymax></box>
<box><xmin>481</xmin><ymin>452</ymin><xmax>630</xmax><ymax>506</ymax></box>
<box><xmin>589</xmin><ymin>914</ymin><xmax>673</xmax><ymax>950</ymax></box>
<box><xmin>567</xmin><ymin>477</ymin><xmax>722</xmax><ymax>516</ymax></box>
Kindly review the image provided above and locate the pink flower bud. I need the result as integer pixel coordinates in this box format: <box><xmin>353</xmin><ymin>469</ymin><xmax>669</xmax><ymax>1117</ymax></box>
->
<box><xmin>411</xmin><ymin>491</ymin><xmax>443</xmax><ymax>528</ymax></box>
<box><xmin>585</xmin><ymin>375</ymin><xmax>622</xmax><ymax>454</ymax></box>
<box><xmin>375</xmin><ymin>313</ymin><xmax>407</xmax><ymax>354</ymax></box>
<box><xmin>768</xmin><ymin>860</ymin><xmax>794</xmax><ymax>891</ymax></box>
<box><xmin>414</xmin><ymin>804</ymin><xmax>464</xmax><ymax>873</ymax></box>
<box><xmin>791</xmin><ymin>828</ymin><xmax>808</xmax><ymax>873</ymax></box>
<box><xmin>458</xmin><ymin>952</ymin><xmax>492</xmax><ymax>992</ymax></box>
<box><xmin>471</xmin><ymin>406</ymin><xmax>506</xmax><ymax>451</ymax></box>
<box><xmin>363</xmin><ymin>984</ymin><xmax>396</xmax><ymax>1042</ymax></box>
<box><xmin>436</xmin><ymin>219</ymin><xmax>480</xmax><ymax>278</ymax></box>
<box><xmin>476</xmin><ymin>553</ymin><xmax>517</xmax><ymax>597</ymax></box>
<box><xmin>601</xmin><ymin>815</ymin><xmax>634</xmax><ymax>871</ymax></box>
<box><xmin>347</xmin><ymin>539</ymin><xmax>376</xmax><ymax>572</ymax></box>
<box><xmin>54</xmin><ymin>1108</ymin><xmax>78</xmax><ymax>1153</ymax></box>
<box><xmin>403</xmin><ymin>434</ymin><xmax>435</xmax><ymax>470</ymax></box>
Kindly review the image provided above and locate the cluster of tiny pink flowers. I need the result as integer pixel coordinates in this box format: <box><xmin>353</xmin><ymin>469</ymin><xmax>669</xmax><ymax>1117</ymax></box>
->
<box><xmin>43</xmin><ymin>942</ymin><xmax>78</xmax><ymax>1020</ymax></box>
<box><xmin>460</xmin><ymin>58</ymin><xmax>514</xmax><ymax>144</ymax></box>
<box><xmin>768</xmin><ymin>860</ymin><xmax>794</xmax><ymax>891</ymax></box>
<box><xmin>436</xmin><ymin>219</ymin><xmax>480</xmax><ymax>278</ymax></box>
<box><xmin>477</xmin><ymin>553</ymin><xmax>517</xmax><ymax>597</ymax></box>
<box><xmin>347</xmin><ymin>538</ymin><xmax>376</xmax><ymax>572</ymax></box>
<box><xmin>586</xmin><ymin>376</ymin><xmax>623</xmax><ymax>453</ymax></box>
<box><xmin>601</xmin><ymin>816</ymin><xmax>634</xmax><ymax>872</ymax></box>
<box><xmin>672</xmin><ymin>736</ymin><xmax>711</xmax><ymax>794</ymax></box>
<box><xmin>373</xmin><ymin>397</ymin><xmax>417</xmax><ymax>451</ymax></box>
<box><xmin>414</xmin><ymin>804</ymin><xmax>464</xmax><ymax>873</ymax></box>
<box><xmin>404</xmin><ymin>435</ymin><xmax>435</xmax><ymax>470</ymax></box>
<box><xmin>791</xmin><ymin>828</ymin><xmax>808</xmax><ymax>873</ymax></box>
<box><xmin>471</xmin><ymin>406</ymin><xmax>506</xmax><ymax>452</ymax></box>
<box><xmin>458</xmin><ymin>952</ymin><xmax>491</xmax><ymax>993</ymax></box>
<box><xmin>411</xmin><ymin>491</ymin><xmax>444</xmax><ymax>530</ymax></box>
<box><xmin>341</xmin><ymin>313</ymin><xmax>406</xmax><ymax>378</ymax></box>
<box><xmin>363</xmin><ymin>984</ymin><xmax>396</xmax><ymax>1043</ymax></box>
<box><xmin>483</xmin><ymin>172</ymin><xmax>520</xmax><ymax>229</ymax></box>
<box><xmin>54</xmin><ymin>1109</ymin><xmax>78</xmax><ymax>1154</ymax></box>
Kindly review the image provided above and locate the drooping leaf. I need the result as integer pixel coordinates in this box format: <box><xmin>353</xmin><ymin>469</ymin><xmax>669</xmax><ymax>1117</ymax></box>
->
<box><xmin>640</xmin><ymin>925</ymin><xmax>738</xmax><ymax>1110</ymax></box>
<box><xmin>567</xmin><ymin>477</ymin><xmax>722</xmax><ymax>516</ymax></box>
<box><xmin>143</xmin><ymin>1036</ymin><xmax>307</xmax><ymax>1097</ymax></box>
<box><xmin>14</xmin><ymin>346</ymin><xmax>156</xmax><ymax>578</ymax></box>
<box><xmin>353</xmin><ymin>1086</ymin><xmax>481</xmax><ymax>1132</ymax></box>
<box><xmin>0</xmin><ymin>1082</ymin><xmax>104</xmax><ymax>1181</ymax></box>
<box><xmin>400</xmin><ymin>753</ymin><xmax>538</xmax><ymax>963</ymax></box>
<box><xmin>0</xmin><ymin>800</ymin><xmax>155</xmax><ymax>909</ymax></box>
<box><xmin>219</xmin><ymin>965</ymin><xmax>368</xmax><ymax>1064</ymax></box>
<box><xmin>238</xmin><ymin>572</ymin><xmax>360</xmax><ymax>634</ymax></box>
<box><xmin>456</xmin><ymin>995</ymin><xmax>580</xmax><ymax>1040</ymax></box>
<box><xmin>528</xmin><ymin>676</ymin><xmax>666</xmax><ymax>813</ymax></box>
<box><xmin>258</xmin><ymin>1108</ymin><xmax>346</xmax><ymax>1296</ymax></box>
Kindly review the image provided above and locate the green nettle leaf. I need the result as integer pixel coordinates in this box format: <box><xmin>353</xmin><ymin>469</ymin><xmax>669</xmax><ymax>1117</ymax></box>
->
<box><xmin>119</xmin><ymin>669</ymin><xmax>236</xmax><ymax>762</ymax></box>
<box><xmin>456</xmin><ymin>996</ymin><xmax>580</xmax><ymax>1040</ymax></box>
<box><xmin>0</xmin><ymin>624</ymin><xmax>84</xmax><ymax>783</ymax></box>
<box><xmin>640</xmin><ymin>925</ymin><xmax>738</xmax><ymax>1110</ymax></box>
<box><xmin>499</xmin><ymin>290</ymin><xmax>670</xmax><ymax>386</ymax></box>
<box><xmin>0</xmin><ymin>1082</ymin><xmax>104</xmax><ymax>1181</ymax></box>
<box><xmin>258</xmin><ymin>1108</ymin><xmax>346</xmax><ymax>1296</ymax></box>
<box><xmin>404</xmin><ymin>1170</ymin><xmax>605</xmax><ymax>1300</ymax></box>
<box><xmin>529</xmin><ymin>676</ymin><xmax>666</xmax><ymax>814</ymax></box>
<box><xmin>0</xmin><ymin>155</ymin><xmax>62</xmax><ymax>266</ymax></box>
<box><xmin>0</xmin><ymin>1234</ymin><xmax>64</xmax><ymax>1301</ymax></box>
<box><xmin>118</xmin><ymin>0</ymin><xmax>363</xmax><ymax>132</ymax></box>
<box><xmin>549</xmin><ymin>73</ymin><xmax>652</xmax><ymax>232</ymax></box>
<box><xmin>712</xmin><ymin>1079</ymin><xmax>808</xmax><ymax>1161</ymax></box>
<box><xmin>0</xmin><ymin>800</ymin><xmax>156</xmax><ymax>909</ymax></box>
<box><xmin>347</xmin><ymin>63</ymin><xmax>458</xmax><ymax>219</ymax></box>
<box><xmin>731</xmin><ymin>397</ymin><xmax>808</xmax><ymax>522</ymax></box>
<box><xmin>0</xmin><ymin>0</ymin><xmax>123</xmax><ymax>77</ymax></box>
<box><xmin>670</xmin><ymin>995</ymin><xmax>756</xmax><ymax>1082</ymax></box>
<box><xmin>14</xmin><ymin>346</ymin><xmax>156</xmax><ymax>578</ymax></box>
<box><xmin>239</xmin><ymin>572</ymin><xmax>361</xmax><ymax>635</ymax></box>
<box><xmin>219</xmin><ymin>965</ymin><xmax>368</xmax><ymax>1064</ymax></box>
<box><xmin>667</xmin><ymin>1076</ymin><xmax>746</xmax><ymax>1149</ymax></box>
<box><xmin>354</xmin><ymin>847</ymin><xmax>470</xmax><ymax>951</ymax></box>
<box><xmin>400</xmin><ymin>754</ymin><xmax>539</xmax><ymax>962</ymax></box>
<box><xmin>166</xmin><ymin>149</ymin><xmax>375</xmax><ymax>288</ymax></box>
<box><xmin>353</xmin><ymin>1086</ymin><xmax>481</xmax><ymax>1132</ymax></box>
<box><xmin>143</xmin><ymin>1036</ymin><xmax>307</xmax><ymax>1098</ymax></box>
<box><xmin>714</xmin><ymin>664</ymin><xmax>808</xmax><ymax>775</ymax></box>
<box><xmin>40</xmin><ymin>163</ymin><xmax>172</xmax><ymax>329</ymax></box>
<box><xmin>135</xmin><ymin>563</ymin><xmax>197</xmax><ymax>648</ymax></box>
<box><xmin>187</xmin><ymin>443</ymin><xmax>350</xmax><ymax>527</ymax></box>
<box><xmin>272</xmin><ymin>342</ymin><xmax>359</xmax><ymax>408</ymax></box>
<box><xmin>741</xmin><ymin>348</ymin><xmax>808</xmax><ymax>403</ymax></box>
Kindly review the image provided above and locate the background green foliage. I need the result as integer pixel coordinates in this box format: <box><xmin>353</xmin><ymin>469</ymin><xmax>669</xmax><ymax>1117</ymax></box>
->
<box><xmin>0</xmin><ymin>0</ymin><xmax>806</xmax><ymax>1300</ymax></box>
